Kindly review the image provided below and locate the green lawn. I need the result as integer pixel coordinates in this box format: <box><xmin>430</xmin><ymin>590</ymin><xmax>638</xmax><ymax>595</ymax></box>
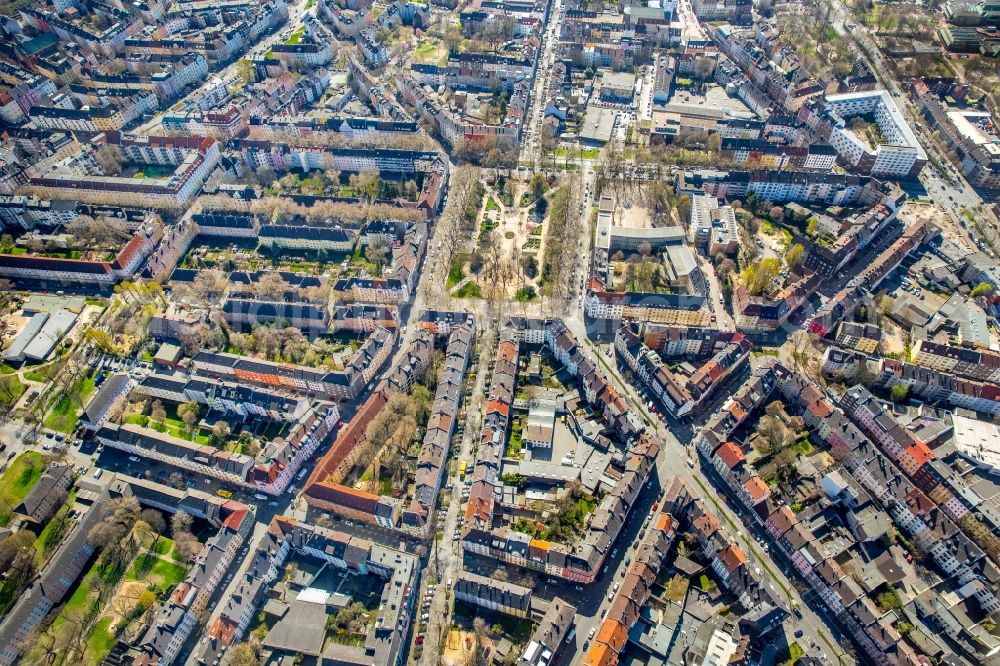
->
<box><xmin>413</xmin><ymin>40</ymin><xmax>439</xmax><ymax>62</ymax></box>
<box><xmin>84</xmin><ymin>616</ymin><xmax>118</xmax><ymax>665</ymax></box>
<box><xmin>447</xmin><ymin>253</ymin><xmax>470</xmax><ymax>288</ymax></box>
<box><xmin>0</xmin><ymin>363</ymin><xmax>14</xmax><ymax>374</ymax></box>
<box><xmin>132</xmin><ymin>165</ymin><xmax>175</xmax><ymax>179</ymax></box>
<box><xmin>554</xmin><ymin>147</ymin><xmax>600</xmax><ymax>159</ymax></box>
<box><xmin>0</xmin><ymin>373</ymin><xmax>26</xmax><ymax>409</ymax></box>
<box><xmin>514</xmin><ymin>286</ymin><xmax>537</xmax><ymax>302</ymax></box>
<box><xmin>779</xmin><ymin>642</ymin><xmax>804</xmax><ymax>665</ymax></box>
<box><xmin>150</xmin><ymin>536</ymin><xmax>189</xmax><ymax>564</ymax></box>
<box><xmin>454</xmin><ymin>282</ymin><xmax>482</xmax><ymax>299</ymax></box>
<box><xmin>129</xmin><ymin>406</ymin><xmax>210</xmax><ymax>445</ymax></box>
<box><xmin>486</xmin><ymin>197</ymin><xmax>500</xmax><ymax>211</ymax></box>
<box><xmin>62</xmin><ymin>572</ymin><xmax>95</xmax><ymax>617</ymax></box>
<box><xmin>126</xmin><ymin>553</ymin><xmax>188</xmax><ymax>591</ymax></box>
<box><xmin>44</xmin><ymin>373</ymin><xmax>97</xmax><ymax>433</ymax></box>
<box><xmin>0</xmin><ymin>452</ymin><xmax>45</xmax><ymax>526</ymax></box>
<box><xmin>34</xmin><ymin>489</ymin><xmax>76</xmax><ymax>566</ymax></box>
<box><xmin>286</xmin><ymin>25</ymin><xmax>305</xmax><ymax>44</ymax></box>
<box><xmin>792</xmin><ymin>438</ymin><xmax>814</xmax><ymax>456</ymax></box>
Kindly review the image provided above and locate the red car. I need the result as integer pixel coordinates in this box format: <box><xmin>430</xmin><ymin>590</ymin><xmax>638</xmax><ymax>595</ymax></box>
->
<box><xmin>652</xmin><ymin>502</ymin><xmax>659</xmax><ymax>512</ymax></box>
<box><xmin>415</xmin><ymin>636</ymin><xmax>424</xmax><ymax>645</ymax></box>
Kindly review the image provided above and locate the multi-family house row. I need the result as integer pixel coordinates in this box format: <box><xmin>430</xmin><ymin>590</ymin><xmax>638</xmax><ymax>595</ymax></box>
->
<box><xmin>731</xmin><ymin>272</ymin><xmax>822</xmax><ymax>332</ymax></box>
<box><xmin>332</xmin><ymin>303</ymin><xmax>400</xmax><ymax>332</ymax></box>
<box><xmin>872</xmin><ymin>357</ymin><xmax>1000</xmax><ymax>417</ymax></box>
<box><xmin>395</xmin><ymin>75</ymin><xmax>523</xmax><ymax>147</ymax></box>
<box><xmin>21</xmin><ymin>6</ymin><xmax>143</xmax><ymax>57</ymax></box>
<box><xmin>808</xmin><ymin>217</ymin><xmax>936</xmax><ymax>337</ymax></box>
<box><xmin>258</xmin><ymin>222</ymin><xmax>355</xmax><ymax>252</ymax></box>
<box><xmin>194</xmin><ymin>515</ymin><xmax>418</xmax><ymax>666</ymax></box>
<box><xmin>28</xmin><ymin>92</ymin><xmax>158</xmax><ymax>133</ymax></box>
<box><xmin>76</xmin><ymin>53</ymin><xmax>210</xmax><ymax>100</ymax></box>
<box><xmin>0</xmin><ymin>221</ymin><xmax>162</xmax><ymax>286</ymax></box>
<box><xmin>304</xmin><ymin>331</ymin><xmax>434</xmax><ymax>499</ymax></box>
<box><xmin>0</xmin><ymin>195</ymin><xmax>78</xmax><ymax>232</ymax></box>
<box><xmin>0</xmin><ymin>71</ymin><xmax>58</xmax><ymax>124</ymax></box>
<box><xmin>454</xmin><ymin>571</ymin><xmax>533</xmax><ymax>618</ymax></box>
<box><xmin>584</xmin><ymin>287</ymin><xmax>712</xmax><ymax>327</ymax></box>
<box><xmin>417</xmin><ymin>309</ymin><xmax>475</xmax><ymax>336</ymax></box>
<box><xmin>465</xmin><ymin>326</ymin><xmax>520</xmax><ymax>532</ymax></box>
<box><xmin>221</xmin><ymin>298</ymin><xmax>330</xmax><ymax>332</ymax></box>
<box><xmin>189</xmin><ymin>210</ymin><xmax>260</xmax><ymax>238</ymax></box>
<box><xmin>226</xmin><ymin>270</ymin><xmax>323</xmax><ymax>298</ymax></box>
<box><xmin>692</xmin><ymin>371</ymin><xmax>927</xmax><ymax>664</ymax></box>
<box><xmin>793</xmin><ymin>190</ymin><xmax>907</xmax><ymax>280</ymax></box>
<box><xmin>403</xmin><ymin>321</ymin><xmax>474</xmax><ymax>534</ymax></box>
<box><xmin>304</xmin><ymin>322</ymin><xmax>473</xmax><ymax>534</ymax></box>
<box><xmin>134</xmin><ymin>501</ymin><xmax>253</xmax><ymax>666</ymax></box>
<box><xmin>191</xmin><ymin>328</ymin><xmax>393</xmax><ymax>400</ymax></box>
<box><xmin>675</xmin><ymin>168</ymin><xmax>886</xmax><ymax>206</ymax></box>
<box><xmin>0</xmin><ymin>472</ymin><xmax>247</xmax><ymax>666</ymax></box>
<box><xmin>29</xmin><ymin>133</ymin><xmax>220</xmax><ymax>209</ymax></box>
<box><xmin>95</xmin><ymin>405</ymin><xmax>338</xmax><ymax>496</ymax></box>
<box><xmin>835</xmin><ymin>321</ymin><xmax>882</xmax><ymax>354</ymax></box>
<box><xmin>391</xmin><ymin>222</ymin><xmax>427</xmax><ymax>291</ymax></box>
<box><xmin>910</xmin><ymin>339</ymin><xmax>1000</xmax><ymax>383</ymax></box>
<box><xmin>148</xmin><ymin>304</ymin><xmax>208</xmax><ymax>341</ymax></box>
<box><xmin>583</xmin><ymin>509</ymin><xmax>679</xmax><ymax>666</ymax></box>
<box><xmin>135</xmin><ymin>373</ymin><xmax>311</xmax><ymax>422</ymax></box>
<box><xmin>13</xmin><ymin>462</ymin><xmax>72</xmax><ymax>526</ymax></box>
<box><xmin>270</xmin><ymin>40</ymin><xmax>334</xmax><ymax>68</ymax></box>
<box><xmin>518</xmin><ymin>596</ymin><xmax>577</xmax><ymax>666</ymax></box>
<box><xmin>80</xmin><ymin>373</ymin><xmax>133</xmax><ymax>431</ymax></box>
<box><xmin>770</xmin><ymin>367</ymin><xmax>1000</xmax><ymax>660</ymax></box>
<box><xmin>461</xmin><ymin>434</ymin><xmax>659</xmax><ymax>583</ymax></box>
<box><xmin>333</xmin><ymin>276</ymin><xmax>410</xmax><ymax>303</ymax></box>
<box><xmin>799</xmin><ymin>91</ymin><xmax>927</xmax><ymax>179</ymax></box>
<box><xmin>96</xmin><ymin>423</ymin><xmax>256</xmax><ymax>487</ymax></box>
<box><xmin>615</xmin><ymin>323</ymin><xmax>752</xmax><ymax>417</ymax></box>
<box><xmin>232</xmin><ymin>139</ymin><xmax>445</xmax><ymax>174</ymax></box>
<box><xmin>162</xmin><ymin>104</ymin><xmax>251</xmax><ymax>140</ymax></box>
<box><xmin>247</xmin><ymin>115</ymin><xmax>420</xmax><ymax>142</ymax></box>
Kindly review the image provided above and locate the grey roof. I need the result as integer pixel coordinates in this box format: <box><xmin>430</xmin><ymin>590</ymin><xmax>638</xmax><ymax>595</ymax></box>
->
<box><xmin>83</xmin><ymin>373</ymin><xmax>130</xmax><ymax>424</ymax></box>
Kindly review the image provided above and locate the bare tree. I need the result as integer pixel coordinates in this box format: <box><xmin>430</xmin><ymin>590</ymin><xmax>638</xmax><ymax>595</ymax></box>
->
<box><xmin>94</xmin><ymin>145</ymin><xmax>125</xmax><ymax>176</ymax></box>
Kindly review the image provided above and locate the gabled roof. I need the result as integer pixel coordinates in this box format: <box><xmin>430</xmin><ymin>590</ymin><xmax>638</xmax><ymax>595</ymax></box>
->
<box><xmin>716</xmin><ymin>544</ymin><xmax>748</xmax><ymax>573</ymax></box>
<box><xmin>714</xmin><ymin>441</ymin><xmax>745</xmax><ymax>469</ymax></box>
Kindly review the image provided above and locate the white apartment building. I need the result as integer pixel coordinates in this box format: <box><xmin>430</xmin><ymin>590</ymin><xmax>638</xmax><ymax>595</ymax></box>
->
<box><xmin>823</xmin><ymin>91</ymin><xmax>927</xmax><ymax>178</ymax></box>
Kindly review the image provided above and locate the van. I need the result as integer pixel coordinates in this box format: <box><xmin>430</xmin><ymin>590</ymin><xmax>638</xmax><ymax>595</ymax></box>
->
<box><xmin>254</xmin><ymin>493</ymin><xmax>268</xmax><ymax>500</ymax></box>
<box><xmin>93</xmin><ymin>468</ymin><xmax>104</xmax><ymax>479</ymax></box>
<box><xmin>297</xmin><ymin>467</ymin><xmax>309</xmax><ymax>481</ymax></box>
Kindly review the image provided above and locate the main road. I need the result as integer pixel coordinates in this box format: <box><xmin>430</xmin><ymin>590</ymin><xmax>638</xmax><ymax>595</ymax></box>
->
<box><xmin>556</xmin><ymin>312</ymin><xmax>850</xmax><ymax>665</ymax></box>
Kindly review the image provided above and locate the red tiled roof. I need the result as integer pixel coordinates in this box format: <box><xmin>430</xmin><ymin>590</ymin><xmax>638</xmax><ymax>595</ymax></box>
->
<box><xmin>744</xmin><ymin>476</ymin><xmax>770</xmax><ymax>502</ymax></box>
<box><xmin>595</xmin><ymin>620</ymin><xmax>628</xmax><ymax>653</ymax></box>
<box><xmin>208</xmin><ymin>617</ymin><xmax>237</xmax><ymax>644</ymax></box>
<box><xmin>221</xmin><ymin>500</ymin><xmax>250</xmax><ymax>531</ymax></box>
<box><xmin>717</xmin><ymin>544</ymin><xmax>748</xmax><ymax>573</ymax></box>
<box><xmin>714</xmin><ymin>442</ymin><xmax>745</xmax><ymax>469</ymax></box>
<box><xmin>655</xmin><ymin>513</ymin><xmax>675</xmax><ymax>533</ymax></box>
<box><xmin>905</xmin><ymin>441</ymin><xmax>933</xmax><ymax>467</ymax></box>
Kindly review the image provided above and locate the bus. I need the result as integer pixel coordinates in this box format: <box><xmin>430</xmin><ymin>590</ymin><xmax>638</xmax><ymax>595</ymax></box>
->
<box><xmin>459</xmin><ymin>460</ymin><xmax>467</xmax><ymax>479</ymax></box>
